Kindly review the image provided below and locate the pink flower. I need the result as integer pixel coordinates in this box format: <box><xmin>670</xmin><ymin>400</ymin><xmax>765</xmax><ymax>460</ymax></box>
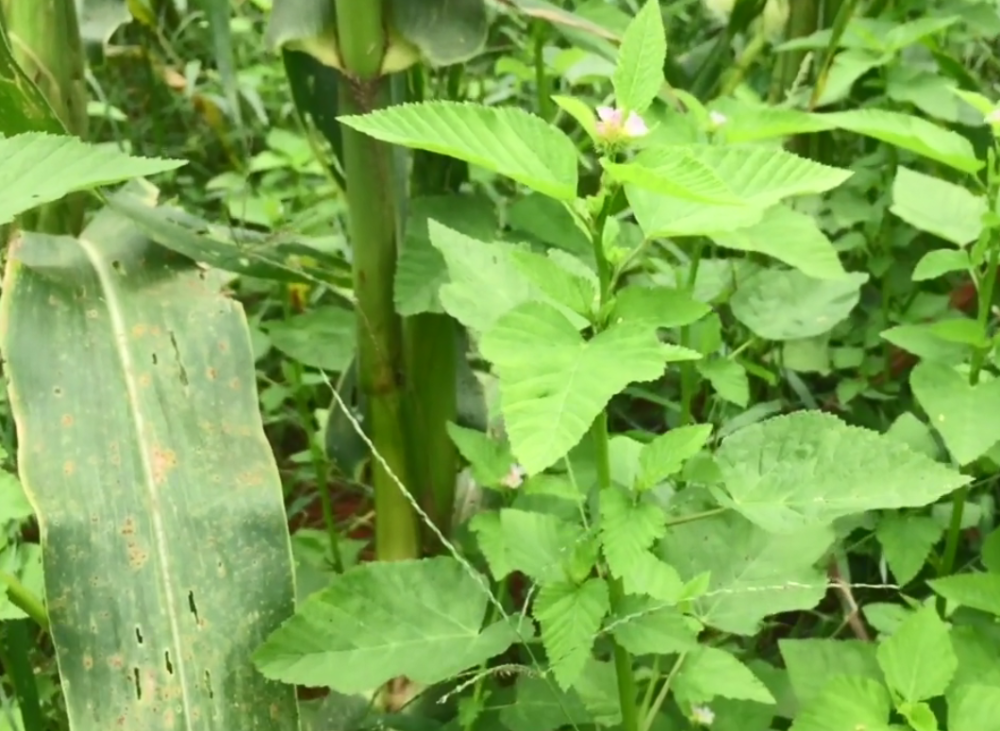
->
<box><xmin>595</xmin><ymin>106</ymin><xmax>648</xmax><ymax>142</ymax></box>
<box><xmin>500</xmin><ymin>463</ymin><xmax>526</xmax><ymax>489</ymax></box>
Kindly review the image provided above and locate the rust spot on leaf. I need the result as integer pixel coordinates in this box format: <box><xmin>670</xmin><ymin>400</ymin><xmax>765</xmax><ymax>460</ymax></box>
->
<box><xmin>218</xmin><ymin>341</ymin><xmax>229</xmax><ymax>353</ymax></box>
<box><xmin>63</xmin><ymin>461</ymin><xmax>74</xmax><ymax>476</ymax></box>
<box><xmin>121</xmin><ymin>517</ymin><xmax>135</xmax><ymax>535</ymax></box>
<box><xmin>82</xmin><ymin>654</ymin><xmax>93</xmax><ymax>669</ymax></box>
<box><xmin>139</xmin><ymin>373</ymin><xmax>152</xmax><ymax>388</ymax></box>
<box><xmin>108</xmin><ymin>654</ymin><xmax>123</xmax><ymax>669</ymax></box>
<box><xmin>206</xmin><ymin>367</ymin><xmax>217</xmax><ymax>380</ymax></box>
<box><xmin>132</xmin><ymin>324</ymin><xmax>147</xmax><ymax>338</ymax></box>
<box><xmin>229</xmin><ymin>377</ymin><xmax>240</xmax><ymax>390</ymax></box>
<box><xmin>151</xmin><ymin>447</ymin><xmax>177</xmax><ymax>484</ymax></box>
<box><xmin>61</xmin><ymin>414</ymin><xmax>73</xmax><ymax>427</ymax></box>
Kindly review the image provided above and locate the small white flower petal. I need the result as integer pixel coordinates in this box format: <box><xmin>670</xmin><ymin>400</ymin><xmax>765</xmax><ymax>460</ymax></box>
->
<box><xmin>691</xmin><ymin>705</ymin><xmax>715</xmax><ymax>726</ymax></box>
<box><xmin>624</xmin><ymin>112</ymin><xmax>648</xmax><ymax>137</ymax></box>
<box><xmin>709</xmin><ymin>110</ymin><xmax>728</xmax><ymax>127</ymax></box>
<box><xmin>596</xmin><ymin>105</ymin><xmax>619</xmax><ymax>123</ymax></box>
<box><xmin>986</xmin><ymin>108</ymin><xmax>1000</xmax><ymax>125</ymax></box>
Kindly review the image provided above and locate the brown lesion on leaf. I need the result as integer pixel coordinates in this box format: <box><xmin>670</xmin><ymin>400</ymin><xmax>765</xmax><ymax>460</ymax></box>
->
<box><xmin>132</xmin><ymin>324</ymin><xmax>148</xmax><ymax>338</ymax></box>
<box><xmin>82</xmin><ymin>654</ymin><xmax>93</xmax><ymax>670</ymax></box>
<box><xmin>229</xmin><ymin>376</ymin><xmax>240</xmax><ymax>390</ymax></box>
<box><xmin>61</xmin><ymin>414</ymin><xmax>73</xmax><ymax>427</ymax></box>
<box><xmin>138</xmin><ymin>373</ymin><xmax>152</xmax><ymax>388</ymax></box>
<box><xmin>121</xmin><ymin>517</ymin><xmax>135</xmax><ymax>535</ymax></box>
<box><xmin>126</xmin><ymin>539</ymin><xmax>148</xmax><ymax>569</ymax></box>
<box><xmin>108</xmin><ymin>654</ymin><xmax>124</xmax><ymax>669</ymax></box>
<box><xmin>206</xmin><ymin>367</ymin><xmax>217</xmax><ymax>380</ymax></box>
<box><xmin>150</xmin><ymin>447</ymin><xmax>177</xmax><ymax>484</ymax></box>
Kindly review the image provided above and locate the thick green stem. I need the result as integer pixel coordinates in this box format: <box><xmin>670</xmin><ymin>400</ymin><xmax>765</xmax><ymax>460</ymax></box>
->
<box><xmin>335</xmin><ymin>0</ymin><xmax>421</xmax><ymax>561</ymax></box>
<box><xmin>404</xmin><ymin>313</ymin><xmax>458</xmax><ymax>548</ymax></box>
<box><xmin>1</xmin><ymin>620</ymin><xmax>43</xmax><ymax>731</ymax></box>
<box><xmin>0</xmin><ymin>571</ymin><xmax>47</xmax><ymax>630</ymax></box>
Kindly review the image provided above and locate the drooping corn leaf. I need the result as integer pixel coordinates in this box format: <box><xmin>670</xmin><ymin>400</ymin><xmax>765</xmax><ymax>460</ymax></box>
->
<box><xmin>0</xmin><ymin>197</ymin><xmax>300</xmax><ymax>729</ymax></box>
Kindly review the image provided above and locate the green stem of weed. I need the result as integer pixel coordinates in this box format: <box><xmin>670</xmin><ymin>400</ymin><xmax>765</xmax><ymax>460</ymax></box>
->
<box><xmin>464</xmin><ymin>576</ymin><xmax>510</xmax><ymax>731</ymax></box>
<box><xmin>641</xmin><ymin>652</ymin><xmax>687</xmax><ymax>731</ymax></box>
<box><xmin>0</xmin><ymin>572</ymin><xmax>47</xmax><ymax>631</ymax></box>
<box><xmin>590</xmin><ymin>181</ymin><xmax>639</xmax><ymax>731</ymax></box>
<box><xmin>592</xmin><ymin>413</ymin><xmax>640</xmax><ymax>731</ymax></box>
<box><xmin>532</xmin><ymin>21</ymin><xmax>553</xmax><ymax>120</ymax></box>
<box><xmin>664</xmin><ymin>507</ymin><xmax>727</xmax><ymax>528</ymax></box>
<box><xmin>937</xmin><ymin>232</ymin><xmax>999</xmax><ymax>609</ymax></box>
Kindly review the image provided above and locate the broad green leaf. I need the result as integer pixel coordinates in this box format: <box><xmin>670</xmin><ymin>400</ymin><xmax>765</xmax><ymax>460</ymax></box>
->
<box><xmin>890</xmin><ymin>166</ymin><xmax>985</xmax><ymax>247</ymax></box>
<box><xmin>674</xmin><ymin>646</ymin><xmax>775</xmax><ymax>705</ymax></box>
<box><xmin>950</xmin><ymin>625</ymin><xmax>1000</xmax><ymax>689</ymax></box>
<box><xmin>627</xmin><ymin>185</ymin><xmax>765</xmax><ymax>239</ymax></box>
<box><xmin>929</xmin><ymin>572</ymin><xmax>1000</xmax><ymax>615</ymax></box>
<box><xmin>0</xmin><ymin>207</ymin><xmax>298</xmax><ymax>727</ymax></box>
<box><xmin>730</xmin><ymin>270</ymin><xmax>868</xmax><ymax>341</ymax></box>
<box><xmin>705</xmin><ymin>101</ymin><xmax>836</xmax><ymax>143</ymax></box>
<box><xmin>533</xmin><ymin>578</ymin><xmax>609</xmax><ymax>690</ymax></box>
<box><xmin>910</xmin><ymin>361</ymin><xmax>1000</xmax><ymax>466</ymax></box>
<box><xmin>875</xmin><ymin>514</ymin><xmax>943</xmax><ymax>587</ymax></box>
<box><xmin>610</xmin><ymin>285</ymin><xmax>712</xmax><ymax>329</ymax></box>
<box><xmin>339</xmin><ymin>102</ymin><xmax>579</xmax><ymax>200</ymax></box>
<box><xmin>500</xmin><ymin>508</ymin><xmax>585</xmax><ymax>584</ymax></box>
<box><xmin>789</xmin><ymin>676</ymin><xmax>892</xmax><ymax>731</ymax></box>
<box><xmin>506</xmin><ymin>193</ymin><xmax>591</xmax><ymax>256</ymax></box>
<box><xmin>947</xmin><ymin>684</ymin><xmax>1000</xmax><ymax>731</ymax></box>
<box><xmin>881</xmin><ymin>322</ymin><xmax>971</xmax><ymax>364</ymax></box>
<box><xmin>698</xmin><ymin>358</ymin><xmax>750</xmax><ymax>407</ymax></box>
<box><xmin>500</xmin><ymin>666</ymin><xmax>619</xmax><ymax>731</ymax></box>
<box><xmin>661</xmin><ymin>513</ymin><xmax>833</xmax><ymax>635</ymax></box>
<box><xmin>710</xmin><ymin>205</ymin><xmax>848</xmax><ymax>280</ymax></box>
<box><xmin>636</xmin><ymin>425</ymin><xmax>713</xmax><ymax>490</ymax></box>
<box><xmin>480</xmin><ymin>301</ymin><xmax>690</xmax><ymax>474</ymax></box>
<box><xmin>912</xmin><ymin>249</ymin><xmax>970</xmax><ymax>281</ymax></box>
<box><xmin>877</xmin><ymin>604</ymin><xmax>956</xmax><ymax>702</ymax></box>
<box><xmin>395</xmin><ymin>195</ymin><xmax>498</xmax><ymax>316</ymax></box>
<box><xmin>826</xmin><ymin>108</ymin><xmax>983</xmax><ymax>174</ymax></box>
<box><xmin>390</xmin><ymin>0</ymin><xmax>489</xmax><ymax>67</ymax></box>
<box><xmin>0</xmin><ymin>134</ymin><xmax>184</xmax><ymax>225</ymax></box>
<box><xmin>612</xmin><ymin>0</ymin><xmax>666</xmax><ymax>114</ymax></box>
<box><xmin>254</xmin><ymin>557</ymin><xmax>520</xmax><ymax>692</ymax></box>
<box><xmin>609</xmin><ymin>596</ymin><xmax>701</xmax><ymax>655</ymax></box>
<box><xmin>262</xmin><ymin>306</ymin><xmax>355</xmax><ymax>372</ymax></box>
<box><xmin>780</xmin><ymin>639</ymin><xmax>882</xmax><ymax>707</ymax></box>
<box><xmin>715</xmin><ymin>411</ymin><xmax>970</xmax><ymax>532</ymax></box>
<box><xmin>983</xmin><ymin>528</ymin><xmax>1000</xmax><ymax>573</ymax></box>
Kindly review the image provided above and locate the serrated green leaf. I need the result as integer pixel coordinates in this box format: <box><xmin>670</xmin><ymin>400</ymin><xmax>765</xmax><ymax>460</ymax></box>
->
<box><xmin>875</xmin><ymin>514</ymin><xmax>943</xmax><ymax>587</ymax></box>
<box><xmin>662</xmin><ymin>513</ymin><xmax>833</xmax><ymax>635</ymax></box>
<box><xmin>609</xmin><ymin>595</ymin><xmax>700</xmax><ymax>655</ymax></box>
<box><xmin>339</xmin><ymin>102</ymin><xmax>578</xmax><ymax>199</ymax></box>
<box><xmin>730</xmin><ymin>269</ymin><xmax>867</xmax><ymax>341</ymax></box>
<box><xmin>826</xmin><ymin>108</ymin><xmax>982</xmax><ymax>174</ymax></box>
<box><xmin>780</xmin><ymin>639</ymin><xmax>882</xmax><ymax>707</ymax></box>
<box><xmin>253</xmin><ymin>557</ymin><xmax>519</xmax><ymax>692</ymax></box>
<box><xmin>447</xmin><ymin>423</ymin><xmax>514</xmax><ymax>487</ymax></box>
<box><xmin>509</xmin><ymin>249</ymin><xmax>596</xmax><ymax>317</ymax></box>
<box><xmin>947</xmin><ymin>684</ymin><xmax>1000</xmax><ymax>731</ymax></box>
<box><xmin>698</xmin><ymin>358</ymin><xmax>750</xmax><ymax>407</ymax></box>
<box><xmin>599</xmin><ymin>487</ymin><xmax>681</xmax><ymax>601</ymax></box>
<box><xmin>788</xmin><ymin>676</ymin><xmax>892</xmax><ymax>731</ymax></box>
<box><xmin>674</xmin><ymin>646</ymin><xmax>775</xmax><ymax>705</ymax></box>
<box><xmin>480</xmin><ymin>302</ymin><xmax>684</xmax><ymax>474</ymax></box>
<box><xmin>929</xmin><ymin>572</ymin><xmax>1000</xmax><ymax>615</ymax></box>
<box><xmin>610</xmin><ymin>285</ymin><xmax>711</xmax><ymax>329</ymax></box>
<box><xmin>910</xmin><ymin>361</ymin><xmax>1000</xmax><ymax>466</ymax></box>
<box><xmin>627</xmin><ymin>184</ymin><xmax>765</xmax><ymax>239</ymax></box>
<box><xmin>890</xmin><ymin>166</ymin><xmax>985</xmax><ymax>247</ymax></box>
<box><xmin>710</xmin><ymin>205</ymin><xmax>847</xmax><ymax>280</ymax></box>
<box><xmin>636</xmin><ymin>424</ymin><xmax>713</xmax><ymax>490</ymax></box>
<box><xmin>912</xmin><ymin>249</ymin><xmax>970</xmax><ymax>281</ymax></box>
<box><xmin>0</xmin><ymin>133</ymin><xmax>184</xmax><ymax>225</ymax></box>
<box><xmin>877</xmin><ymin>604</ymin><xmax>956</xmax><ymax>702</ymax></box>
<box><xmin>395</xmin><ymin>195</ymin><xmax>497</xmax><ymax>316</ymax></box>
<box><xmin>533</xmin><ymin>578</ymin><xmax>609</xmax><ymax>690</ymax></box>
<box><xmin>500</xmin><ymin>508</ymin><xmax>585</xmax><ymax>584</ymax></box>
<box><xmin>716</xmin><ymin>411</ymin><xmax>970</xmax><ymax>532</ymax></box>
<box><xmin>468</xmin><ymin>511</ymin><xmax>516</xmax><ymax>580</ymax></box>
<box><xmin>609</xmin><ymin>144</ymin><xmax>851</xmax><ymax>209</ymax></box>
<box><xmin>613</xmin><ymin>0</ymin><xmax>666</xmax><ymax>114</ymax></box>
